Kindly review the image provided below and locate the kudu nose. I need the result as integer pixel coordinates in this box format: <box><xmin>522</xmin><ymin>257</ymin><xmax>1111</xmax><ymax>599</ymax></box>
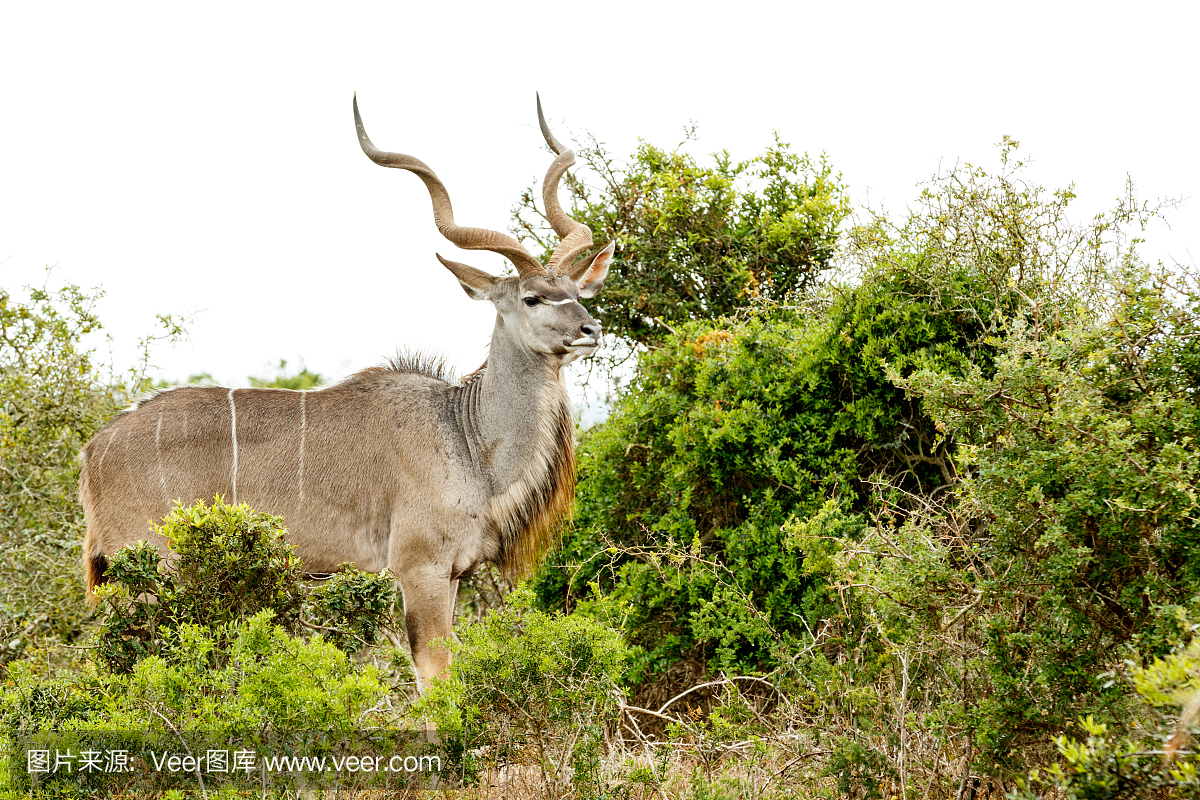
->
<box><xmin>580</xmin><ymin>323</ymin><xmax>601</xmax><ymax>339</ymax></box>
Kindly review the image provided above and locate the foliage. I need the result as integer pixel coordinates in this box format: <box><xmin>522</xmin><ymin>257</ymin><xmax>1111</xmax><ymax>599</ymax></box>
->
<box><xmin>529</xmin><ymin>140</ymin><xmax>1199</xmax><ymax>793</ymax></box>
<box><xmin>247</xmin><ymin>359</ymin><xmax>323</xmax><ymax>390</ymax></box>
<box><xmin>806</xmin><ymin>145</ymin><xmax>1200</xmax><ymax>781</ymax></box>
<box><xmin>3</xmin><ymin>612</ymin><xmax>389</xmax><ymax>736</ymax></box>
<box><xmin>1013</xmin><ymin>636</ymin><xmax>1200</xmax><ymax>798</ymax></box>
<box><xmin>4</xmin><ymin>131</ymin><xmax>1198</xmax><ymax>798</ymax></box>
<box><xmin>0</xmin><ymin>613</ymin><xmax>395</xmax><ymax>796</ymax></box>
<box><xmin>416</xmin><ymin>585</ymin><xmax>626</xmax><ymax>795</ymax></box>
<box><xmin>0</xmin><ymin>498</ymin><xmax>404</xmax><ymax>796</ymax></box>
<box><xmin>0</xmin><ymin>276</ymin><xmax>184</xmax><ymax>672</ymax></box>
<box><xmin>532</xmin><ymin>222</ymin><xmax>1001</xmax><ymax>677</ymax></box>
<box><xmin>823</xmin><ymin>737</ymin><xmax>897</xmax><ymax>800</ymax></box>
<box><xmin>152</xmin><ymin>359</ymin><xmax>323</xmax><ymax>391</ymax></box>
<box><xmin>891</xmin><ymin>264</ymin><xmax>1197</xmax><ymax>759</ymax></box>
<box><xmin>514</xmin><ymin>131</ymin><xmax>851</xmax><ymax>347</ymax></box>
<box><xmin>307</xmin><ymin>567</ymin><xmax>401</xmax><ymax>654</ymax></box>
<box><xmin>96</xmin><ymin>498</ymin><xmax>398</xmax><ymax>672</ymax></box>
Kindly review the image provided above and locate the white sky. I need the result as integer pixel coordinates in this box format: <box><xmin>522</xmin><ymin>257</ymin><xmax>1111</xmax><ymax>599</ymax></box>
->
<box><xmin>3</xmin><ymin>1</ymin><xmax>1196</xmax><ymax>392</ymax></box>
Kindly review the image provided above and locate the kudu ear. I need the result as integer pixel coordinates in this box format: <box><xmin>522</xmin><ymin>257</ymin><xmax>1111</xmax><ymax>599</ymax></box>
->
<box><xmin>436</xmin><ymin>254</ymin><xmax>497</xmax><ymax>301</ymax></box>
<box><xmin>570</xmin><ymin>241</ymin><xmax>615</xmax><ymax>299</ymax></box>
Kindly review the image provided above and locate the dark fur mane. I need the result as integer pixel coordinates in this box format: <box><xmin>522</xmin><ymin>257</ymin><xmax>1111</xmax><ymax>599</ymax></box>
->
<box><xmin>494</xmin><ymin>392</ymin><xmax>577</xmax><ymax>578</ymax></box>
<box><xmin>375</xmin><ymin>350</ymin><xmax>489</xmax><ymax>387</ymax></box>
<box><xmin>331</xmin><ymin>351</ymin><xmax>459</xmax><ymax>389</ymax></box>
<box><xmin>383</xmin><ymin>350</ymin><xmax>456</xmax><ymax>382</ymax></box>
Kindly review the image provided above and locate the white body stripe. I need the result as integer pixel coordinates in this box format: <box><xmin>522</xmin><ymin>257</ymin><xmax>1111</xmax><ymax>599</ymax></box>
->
<box><xmin>228</xmin><ymin>389</ymin><xmax>238</xmax><ymax>505</ymax></box>
<box><xmin>298</xmin><ymin>392</ymin><xmax>306</xmax><ymax>504</ymax></box>
<box><xmin>155</xmin><ymin>408</ymin><xmax>167</xmax><ymax>499</ymax></box>
<box><xmin>97</xmin><ymin>426</ymin><xmax>119</xmax><ymax>474</ymax></box>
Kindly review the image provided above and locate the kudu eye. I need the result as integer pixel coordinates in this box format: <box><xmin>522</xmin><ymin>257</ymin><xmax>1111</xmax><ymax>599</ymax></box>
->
<box><xmin>523</xmin><ymin>296</ymin><xmax>541</xmax><ymax>307</ymax></box>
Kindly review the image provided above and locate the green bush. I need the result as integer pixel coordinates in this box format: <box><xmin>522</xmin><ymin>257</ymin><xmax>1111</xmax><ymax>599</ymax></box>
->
<box><xmin>514</xmin><ymin>132</ymin><xmax>851</xmax><ymax>347</ymax></box>
<box><xmin>532</xmin><ymin>141</ymin><xmax>1199</xmax><ymax>790</ymax></box>
<box><xmin>96</xmin><ymin>498</ymin><xmax>397</xmax><ymax>672</ymax></box>
<box><xmin>805</xmin><ymin>146</ymin><xmax>1200</xmax><ymax>780</ymax></box>
<box><xmin>247</xmin><ymin>359</ymin><xmax>323</xmax><ymax>390</ymax></box>
<box><xmin>1013</xmin><ymin>636</ymin><xmax>1200</xmax><ymax>798</ymax></box>
<box><xmin>5</xmin><ymin>611</ymin><xmax>390</xmax><ymax>736</ymax></box>
<box><xmin>894</xmin><ymin>263</ymin><xmax>1200</xmax><ymax>761</ymax></box>
<box><xmin>0</xmin><ymin>276</ymin><xmax>186</xmax><ymax>674</ymax></box>
<box><xmin>0</xmin><ymin>612</ymin><xmax>397</xmax><ymax>796</ymax></box>
<box><xmin>824</xmin><ymin>737</ymin><xmax>898</xmax><ymax>800</ymax></box>
<box><xmin>533</xmin><ymin>254</ymin><xmax>994</xmax><ymax>678</ymax></box>
<box><xmin>1</xmin><ymin>499</ymin><xmax>406</xmax><ymax>796</ymax></box>
<box><xmin>1</xmin><ymin>282</ymin><xmax>128</xmax><ymax>671</ymax></box>
<box><xmin>416</xmin><ymin>585</ymin><xmax>627</xmax><ymax>794</ymax></box>
<box><xmin>522</xmin><ymin>135</ymin><xmax>1011</xmax><ymax>688</ymax></box>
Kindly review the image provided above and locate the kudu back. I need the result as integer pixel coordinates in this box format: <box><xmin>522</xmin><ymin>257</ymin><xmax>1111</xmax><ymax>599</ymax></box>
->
<box><xmin>79</xmin><ymin>95</ymin><xmax>614</xmax><ymax>688</ymax></box>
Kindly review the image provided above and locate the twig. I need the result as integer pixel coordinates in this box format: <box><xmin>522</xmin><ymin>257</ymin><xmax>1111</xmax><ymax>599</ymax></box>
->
<box><xmin>658</xmin><ymin>675</ymin><xmax>780</xmax><ymax>716</ymax></box>
<box><xmin>622</xmin><ymin>712</ymin><xmax>669</xmax><ymax>800</ymax></box>
<box><xmin>150</xmin><ymin>708</ymin><xmax>207</xmax><ymax>799</ymax></box>
<box><xmin>297</xmin><ymin>618</ymin><xmax>372</xmax><ymax>648</ymax></box>
<box><xmin>941</xmin><ymin>590</ymin><xmax>984</xmax><ymax>633</ymax></box>
<box><xmin>762</xmin><ymin>749</ymin><xmax>831</xmax><ymax>789</ymax></box>
<box><xmin>921</xmin><ymin>737</ymin><xmax>946</xmax><ymax>800</ymax></box>
<box><xmin>622</xmin><ymin>704</ymin><xmax>689</xmax><ymax>729</ymax></box>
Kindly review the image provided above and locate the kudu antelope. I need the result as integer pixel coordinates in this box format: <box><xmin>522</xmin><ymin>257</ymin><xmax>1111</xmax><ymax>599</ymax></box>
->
<box><xmin>79</xmin><ymin>94</ymin><xmax>613</xmax><ymax>689</ymax></box>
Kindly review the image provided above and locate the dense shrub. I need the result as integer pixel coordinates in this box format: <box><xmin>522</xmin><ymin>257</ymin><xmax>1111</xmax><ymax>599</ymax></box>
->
<box><xmin>532</xmin><ymin>254</ymin><xmax>1001</xmax><ymax>678</ymax></box>
<box><xmin>0</xmin><ymin>499</ymin><xmax>405</xmax><ymax>796</ymax></box>
<box><xmin>799</xmin><ymin>148</ymin><xmax>1200</xmax><ymax>780</ymax></box>
<box><xmin>0</xmin><ymin>282</ymin><xmax>125</xmax><ymax>671</ymax></box>
<box><xmin>4</xmin><ymin>611</ymin><xmax>390</xmax><ymax>736</ymax></box>
<box><xmin>532</xmin><ymin>142</ymin><xmax>1200</xmax><ymax>790</ymax></box>
<box><xmin>1011</xmin><ymin>635</ymin><xmax>1200</xmax><ymax>798</ymax></box>
<box><xmin>1</xmin><ymin>612</ymin><xmax>398</xmax><ymax>796</ymax></box>
<box><xmin>417</xmin><ymin>585</ymin><xmax>627</xmax><ymax>795</ymax></box>
<box><xmin>96</xmin><ymin>499</ymin><xmax>398</xmax><ymax>672</ymax></box>
<box><xmin>0</xmin><ymin>277</ymin><xmax>186</xmax><ymax>673</ymax></box>
<box><xmin>842</xmin><ymin>256</ymin><xmax>1200</xmax><ymax>767</ymax></box>
<box><xmin>514</xmin><ymin>133</ymin><xmax>851</xmax><ymax>347</ymax></box>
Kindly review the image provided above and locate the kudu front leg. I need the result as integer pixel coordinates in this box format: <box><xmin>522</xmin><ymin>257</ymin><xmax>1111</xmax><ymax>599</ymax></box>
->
<box><xmin>397</xmin><ymin>567</ymin><xmax>459</xmax><ymax>693</ymax></box>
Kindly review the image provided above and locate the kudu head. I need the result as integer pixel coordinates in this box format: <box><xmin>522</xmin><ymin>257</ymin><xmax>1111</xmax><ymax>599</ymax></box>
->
<box><xmin>353</xmin><ymin>94</ymin><xmax>614</xmax><ymax>366</ymax></box>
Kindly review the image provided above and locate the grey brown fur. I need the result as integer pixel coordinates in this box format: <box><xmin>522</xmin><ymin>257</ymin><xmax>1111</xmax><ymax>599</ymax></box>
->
<box><xmin>79</xmin><ymin>95</ymin><xmax>615</xmax><ymax>690</ymax></box>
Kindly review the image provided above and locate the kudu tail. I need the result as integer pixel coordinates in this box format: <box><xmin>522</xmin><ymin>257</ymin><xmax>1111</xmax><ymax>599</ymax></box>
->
<box><xmin>78</xmin><ymin>451</ymin><xmax>107</xmax><ymax>605</ymax></box>
<box><xmin>83</xmin><ymin>549</ymin><xmax>108</xmax><ymax>606</ymax></box>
